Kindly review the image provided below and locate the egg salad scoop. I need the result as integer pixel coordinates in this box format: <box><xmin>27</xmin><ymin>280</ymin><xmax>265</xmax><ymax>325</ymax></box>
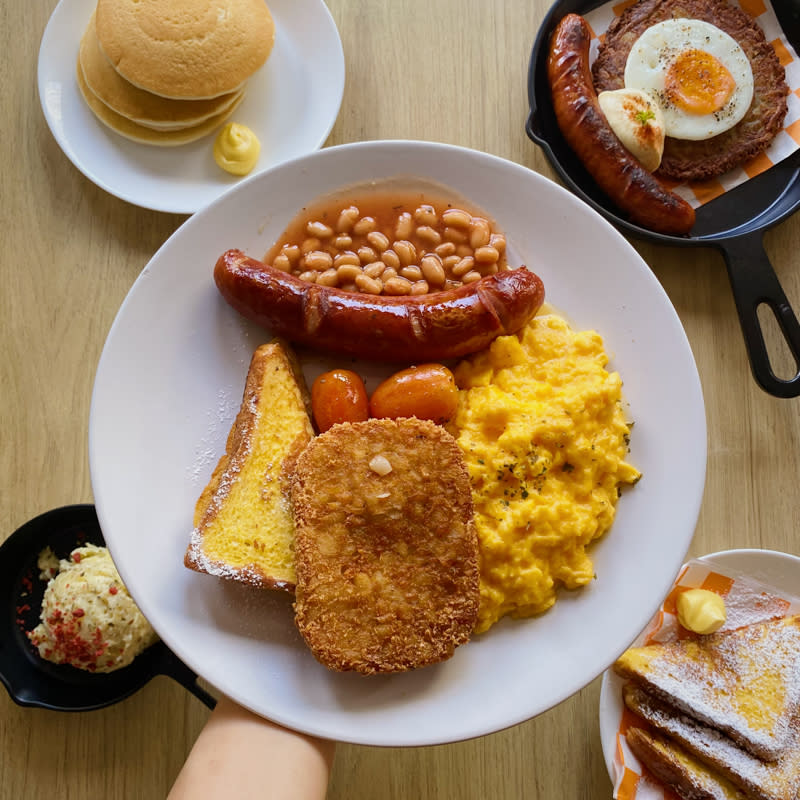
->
<box><xmin>28</xmin><ymin>545</ymin><xmax>158</xmax><ymax>673</ymax></box>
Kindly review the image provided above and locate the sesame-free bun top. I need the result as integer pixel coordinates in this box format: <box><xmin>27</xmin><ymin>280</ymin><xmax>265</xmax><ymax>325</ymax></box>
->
<box><xmin>94</xmin><ymin>0</ymin><xmax>275</xmax><ymax>100</ymax></box>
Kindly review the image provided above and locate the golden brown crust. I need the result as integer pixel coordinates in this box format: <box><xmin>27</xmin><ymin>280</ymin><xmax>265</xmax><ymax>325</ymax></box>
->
<box><xmin>623</xmin><ymin>684</ymin><xmax>800</xmax><ymax>800</ymax></box>
<box><xmin>94</xmin><ymin>0</ymin><xmax>275</xmax><ymax>100</ymax></box>
<box><xmin>627</xmin><ymin>727</ymin><xmax>749</xmax><ymax>800</ymax></box>
<box><xmin>613</xmin><ymin>615</ymin><xmax>800</xmax><ymax>762</ymax></box>
<box><xmin>592</xmin><ymin>0</ymin><xmax>788</xmax><ymax>182</ymax></box>
<box><xmin>185</xmin><ymin>340</ymin><xmax>314</xmax><ymax>591</ymax></box>
<box><xmin>291</xmin><ymin>418</ymin><xmax>479</xmax><ymax>674</ymax></box>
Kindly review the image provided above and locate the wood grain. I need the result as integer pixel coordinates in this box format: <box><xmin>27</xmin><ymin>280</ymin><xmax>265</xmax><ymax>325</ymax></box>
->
<box><xmin>3</xmin><ymin>0</ymin><xmax>799</xmax><ymax>798</ymax></box>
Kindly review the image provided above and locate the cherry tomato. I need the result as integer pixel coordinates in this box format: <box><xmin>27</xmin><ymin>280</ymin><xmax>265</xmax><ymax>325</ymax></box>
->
<box><xmin>311</xmin><ymin>369</ymin><xmax>370</xmax><ymax>433</ymax></box>
<box><xmin>369</xmin><ymin>363</ymin><xmax>459</xmax><ymax>425</ymax></box>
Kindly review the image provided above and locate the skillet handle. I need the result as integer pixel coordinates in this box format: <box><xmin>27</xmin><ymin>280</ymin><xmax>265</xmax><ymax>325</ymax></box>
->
<box><xmin>525</xmin><ymin>109</ymin><xmax>546</xmax><ymax>146</ymax></box>
<box><xmin>719</xmin><ymin>234</ymin><xmax>800</xmax><ymax>398</ymax></box>
<box><xmin>155</xmin><ymin>645</ymin><xmax>217</xmax><ymax>710</ymax></box>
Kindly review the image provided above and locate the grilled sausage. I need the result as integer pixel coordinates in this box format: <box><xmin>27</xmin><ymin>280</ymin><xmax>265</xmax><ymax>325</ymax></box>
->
<box><xmin>214</xmin><ymin>249</ymin><xmax>545</xmax><ymax>362</ymax></box>
<box><xmin>547</xmin><ymin>13</ymin><xmax>696</xmax><ymax>236</ymax></box>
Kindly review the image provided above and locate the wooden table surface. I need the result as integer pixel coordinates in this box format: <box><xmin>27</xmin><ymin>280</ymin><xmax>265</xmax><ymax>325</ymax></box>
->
<box><xmin>3</xmin><ymin>1</ymin><xmax>800</xmax><ymax>797</ymax></box>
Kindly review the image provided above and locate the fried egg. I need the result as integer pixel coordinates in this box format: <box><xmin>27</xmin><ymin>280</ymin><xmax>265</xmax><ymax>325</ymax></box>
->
<box><xmin>624</xmin><ymin>18</ymin><xmax>754</xmax><ymax>141</ymax></box>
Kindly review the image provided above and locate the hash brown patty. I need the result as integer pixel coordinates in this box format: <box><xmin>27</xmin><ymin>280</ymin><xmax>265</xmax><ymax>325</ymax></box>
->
<box><xmin>592</xmin><ymin>0</ymin><xmax>788</xmax><ymax>182</ymax></box>
<box><xmin>291</xmin><ymin>417</ymin><xmax>479</xmax><ymax>675</ymax></box>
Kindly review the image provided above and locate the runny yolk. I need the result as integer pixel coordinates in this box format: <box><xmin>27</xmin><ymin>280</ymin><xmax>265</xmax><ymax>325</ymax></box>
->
<box><xmin>664</xmin><ymin>49</ymin><xmax>736</xmax><ymax>115</ymax></box>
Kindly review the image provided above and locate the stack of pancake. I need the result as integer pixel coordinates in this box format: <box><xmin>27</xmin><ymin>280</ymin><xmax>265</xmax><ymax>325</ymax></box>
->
<box><xmin>76</xmin><ymin>0</ymin><xmax>275</xmax><ymax>146</ymax></box>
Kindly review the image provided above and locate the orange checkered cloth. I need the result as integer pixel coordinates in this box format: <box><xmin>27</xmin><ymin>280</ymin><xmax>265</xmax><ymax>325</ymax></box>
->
<box><xmin>607</xmin><ymin>558</ymin><xmax>800</xmax><ymax>800</ymax></box>
<box><xmin>583</xmin><ymin>0</ymin><xmax>800</xmax><ymax>208</ymax></box>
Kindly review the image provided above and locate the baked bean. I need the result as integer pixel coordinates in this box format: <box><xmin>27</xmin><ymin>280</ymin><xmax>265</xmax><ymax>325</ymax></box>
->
<box><xmin>383</xmin><ymin>276</ymin><xmax>413</xmax><ymax>295</ymax></box>
<box><xmin>336</xmin><ymin>264</ymin><xmax>362</xmax><ymax>282</ymax></box>
<box><xmin>452</xmin><ymin>256</ymin><xmax>475</xmax><ymax>277</ymax></box>
<box><xmin>441</xmin><ymin>208</ymin><xmax>471</xmax><ymax>229</ymax></box>
<box><xmin>363</xmin><ymin>261</ymin><xmax>386</xmax><ymax>279</ymax></box>
<box><xmin>353</xmin><ymin>216</ymin><xmax>377</xmax><ymax>235</ymax></box>
<box><xmin>355</xmin><ymin>273</ymin><xmax>383</xmax><ymax>294</ymax></box>
<box><xmin>273</xmin><ymin>253</ymin><xmax>291</xmax><ymax>271</ymax></box>
<box><xmin>456</xmin><ymin>244</ymin><xmax>473</xmax><ymax>258</ymax></box>
<box><xmin>442</xmin><ymin>254</ymin><xmax>460</xmax><ymax>271</ymax></box>
<box><xmin>304</xmin><ymin>250</ymin><xmax>334</xmax><ymax>271</ymax></box>
<box><xmin>366</xmin><ymin>231</ymin><xmax>390</xmax><ymax>252</ymax></box>
<box><xmin>395</xmin><ymin>212</ymin><xmax>414</xmax><ymax>240</ymax></box>
<box><xmin>307</xmin><ymin>221</ymin><xmax>333</xmax><ymax>238</ymax></box>
<box><xmin>334</xmin><ymin>251</ymin><xmax>360</xmax><ymax>268</ymax></box>
<box><xmin>266</xmin><ymin>193</ymin><xmax>510</xmax><ymax>297</ymax></box>
<box><xmin>443</xmin><ymin>226</ymin><xmax>467</xmax><ymax>244</ymax></box>
<box><xmin>317</xmin><ymin>268</ymin><xmax>339</xmax><ymax>286</ymax></box>
<box><xmin>435</xmin><ymin>242</ymin><xmax>456</xmax><ymax>258</ymax></box>
<box><xmin>416</xmin><ymin>225</ymin><xmax>442</xmax><ymax>247</ymax></box>
<box><xmin>400</xmin><ymin>265</ymin><xmax>423</xmax><ymax>281</ymax></box>
<box><xmin>490</xmin><ymin>233</ymin><xmax>506</xmax><ymax>253</ymax></box>
<box><xmin>282</xmin><ymin>244</ymin><xmax>301</xmax><ymax>264</ymax></box>
<box><xmin>336</xmin><ymin>206</ymin><xmax>360</xmax><ymax>233</ymax></box>
<box><xmin>394</xmin><ymin>240</ymin><xmax>417</xmax><ymax>267</ymax></box>
<box><xmin>469</xmin><ymin>217</ymin><xmax>491</xmax><ymax>249</ymax></box>
<box><xmin>414</xmin><ymin>204</ymin><xmax>437</xmax><ymax>226</ymax></box>
<box><xmin>420</xmin><ymin>254</ymin><xmax>446</xmax><ymax>286</ymax></box>
<box><xmin>474</xmin><ymin>245</ymin><xmax>500</xmax><ymax>264</ymax></box>
<box><xmin>358</xmin><ymin>245</ymin><xmax>377</xmax><ymax>264</ymax></box>
<box><xmin>410</xmin><ymin>280</ymin><xmax>430</xmax><ymax>295</ymax></box>
<box><xmin>381</xmin><ymin>249</ymin><xmax>401</xmax><ymax>270</ymax></box>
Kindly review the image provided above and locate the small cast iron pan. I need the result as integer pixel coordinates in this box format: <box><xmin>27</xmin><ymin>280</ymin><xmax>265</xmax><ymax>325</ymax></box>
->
<box><xmin>526</xmin><ymin>0</ymin><xmax>800</xmax><ymax>398</ymax></box>
<box><xmin>0</xmin><ymin>504</ymin><xmax>216</xmax><ymax>712</ymax></box>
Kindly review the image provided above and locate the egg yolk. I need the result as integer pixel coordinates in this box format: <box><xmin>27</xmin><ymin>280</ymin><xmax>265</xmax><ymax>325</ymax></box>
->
<box><xmin>664</xmin><ymin>49</ymin><xmax>736</xmax><ymax>115</ymax></box>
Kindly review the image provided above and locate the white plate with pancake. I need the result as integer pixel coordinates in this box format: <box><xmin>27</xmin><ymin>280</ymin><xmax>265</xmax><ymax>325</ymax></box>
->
<box><xmin>598</xmin><ymin>548</ymin><xmax>800</xmax><ymax>789</ymax></box>
<box><xmin>89</xmin><ymin>139</ymin><xmax>706</xmax><ymax>746</ymax></box>
<box><xmin>37</xmin><ymin>0</ymin><xmax>344</xmax><ymax>214</ymax></box>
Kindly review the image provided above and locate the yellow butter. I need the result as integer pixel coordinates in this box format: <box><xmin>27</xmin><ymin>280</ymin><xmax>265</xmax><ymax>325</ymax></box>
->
<box><xmin>213</xmin><ymin>122</ymin><xmax>260</xmax><ymax>176</ymax></box>
<box><xmin>677</xmin><ymin>588</ymin><xmax>727</xmax><ymax>634</ymax></box>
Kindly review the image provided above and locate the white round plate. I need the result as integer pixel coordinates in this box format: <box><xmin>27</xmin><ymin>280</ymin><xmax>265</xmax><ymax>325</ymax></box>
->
<box><xmin>89</xmin><ymin>140</ymin><xmax>706</xmax><ymax>747</ymax></box>
<box><xmin>37</xmin><ymin>0</ymin><xmax>344</xmax><ymax>214</ymax></box>
<box><xmin>598</xmin><ymin>548</ymin><xmax>800</xmax><ymax>780</ymax></box>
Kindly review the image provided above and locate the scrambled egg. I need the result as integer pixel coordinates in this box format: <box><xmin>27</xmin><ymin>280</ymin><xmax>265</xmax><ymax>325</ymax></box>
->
<box><xmin>448</xmin><ymin>312</ymin><xmax>641</xmax><ymax>634</ymax></box>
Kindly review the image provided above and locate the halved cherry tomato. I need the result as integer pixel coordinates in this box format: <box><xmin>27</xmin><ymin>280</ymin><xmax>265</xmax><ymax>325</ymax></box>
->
<box><xmin>369</xmin><ymin>363</ymin><xmax>459</xmax><ymax>425</ymax></box>
<box><xmin>311</xmin><ymin>369</ymin><xmax>370</xmax><ymax>433</ymax></box>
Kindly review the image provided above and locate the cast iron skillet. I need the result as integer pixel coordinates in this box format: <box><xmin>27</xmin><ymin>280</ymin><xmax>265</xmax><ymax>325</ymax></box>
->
<box><xmin>0</xmin><ymin>505</ymin><xmax>216</xmax><ymax>712</ymax></box>
<box><xmin>526</xmin><ymin>0</ymin><xmax>800</xmax><ymax>398</ymax></box>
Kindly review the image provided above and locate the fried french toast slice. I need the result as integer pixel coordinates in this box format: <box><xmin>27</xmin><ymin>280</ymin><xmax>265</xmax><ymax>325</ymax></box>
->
<box><xmin>626</xmin><ymin>727</ymin><xmax>749</xmax><ymax>800</ymax></box>
<box><xmin>613</xmin><ymin>614</ymin><xmax>800</xmax><ymax>761</ymax></box>
<box><xmin>623</xmin><ymin>683</ymin><xmax>800</xmax><ymax>800</ymax></box>
<box><xmin>185</xmin><ymin>340</ymin><xmax>313</xmax><ymax>590</ymax></box>
<box><xmin>291</xmin><ymin>417</ymin><xmax>479</xmax><ymax>674</ymax></box>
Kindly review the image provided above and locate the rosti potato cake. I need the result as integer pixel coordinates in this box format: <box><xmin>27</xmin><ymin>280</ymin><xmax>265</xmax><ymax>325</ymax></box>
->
<box><xmin>291</xmin><ymin>417</ymin><xmax>479</xmax><ymax>675</ymax></box>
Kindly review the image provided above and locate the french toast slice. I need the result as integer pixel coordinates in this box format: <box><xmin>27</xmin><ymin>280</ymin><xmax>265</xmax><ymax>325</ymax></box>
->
<box><xmin>184</xmin><ymin>340</ymin><xmax>313</xmax><ymax>590</ymax></box>
<box><xmin>626</xmin><ymin>727</ymin><xmax>749</xmax><ymax>800</ymax></box>
<box><xmin>613</xmin><ymin>615</ymin><xmax>800</xmax><ymax>761</ymax></box>
<box><xmin>291</xmin><ymin>417</ymin><xmax>479</xmax><ymax>674</ymax></box>
<box><xmin>623</xmin><ymin>683</ymin><xmax>800</xmax><ymax>800</ymax></box>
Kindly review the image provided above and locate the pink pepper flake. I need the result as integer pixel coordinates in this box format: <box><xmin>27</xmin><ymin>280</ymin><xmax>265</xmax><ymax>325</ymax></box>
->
<box><xmin>108</xmin><ymin>585</ymin><xmax>118</xmax><ymax>595</ymax></box>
